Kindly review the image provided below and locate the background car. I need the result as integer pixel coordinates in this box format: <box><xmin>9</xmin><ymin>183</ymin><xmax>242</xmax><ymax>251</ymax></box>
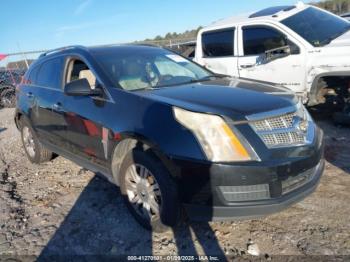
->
<box><xmin>194</xmin><ymin>3</ymin><xmax>350</xmax><ymax>123</ymax></box>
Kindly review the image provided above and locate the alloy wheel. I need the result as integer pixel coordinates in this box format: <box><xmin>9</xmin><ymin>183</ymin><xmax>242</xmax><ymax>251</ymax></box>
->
<box><xmin>125</xmin><ymin>164</ymin><xmax>162</xmax><ymax>222</ymax></box>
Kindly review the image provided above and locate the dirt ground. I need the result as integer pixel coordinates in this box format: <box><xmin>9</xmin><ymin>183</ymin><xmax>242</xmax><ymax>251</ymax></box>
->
<box><xmin>0</xmin><ymin>107</ymin><xmax>349</xmax><ymax>260</ymax></box>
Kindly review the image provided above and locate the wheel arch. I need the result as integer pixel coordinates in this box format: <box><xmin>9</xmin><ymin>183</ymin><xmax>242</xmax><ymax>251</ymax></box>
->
<box><xmin>110</xmin><ymin>134</ymin><xmax>180</xmax><ymax>186</ymax></box>
<box><xmin>14</xmin><ymin>109</ymin><xmax>26</xmax><ymax>130</ymax></box>
<box><xmin>308</xmin><ymin>71</ymin><xmax>350</xmax><ymax>106</ymax></box>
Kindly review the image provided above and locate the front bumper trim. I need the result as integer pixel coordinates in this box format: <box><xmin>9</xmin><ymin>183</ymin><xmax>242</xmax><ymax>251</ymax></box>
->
<box><xmin>184</xmin><ymin>159</ymin><xmax>324</xmax><ymax>221</ymax></box>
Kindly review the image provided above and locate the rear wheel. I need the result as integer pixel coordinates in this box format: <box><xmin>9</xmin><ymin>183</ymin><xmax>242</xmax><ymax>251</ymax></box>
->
<box><xmin>0</xmin><ymin>87</ymin><xmax>16</xmax><ymax>108</ymax></box>
<box><xmin>20</xmin><ymin>118</ymin><xmax>53</xmax><ymax>164</ymax></box>
<box><xmin>119</xmin><ymin>148</ymin><xmax>181</xmax><ymax>232</ymax></box>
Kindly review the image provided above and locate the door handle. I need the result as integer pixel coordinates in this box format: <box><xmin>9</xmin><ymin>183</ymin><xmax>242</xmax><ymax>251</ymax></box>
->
<box><xmin>53</xmin><ymin>102</ymin><xmax>62</xmax><ymax>111</ymax></box>
<box><xmin>27</xmin><ymin>92</ymin><xmax>34</xmax><ymax>98</ymax></box>
<box><xmin>240</xmin><ymin>64</ymin><xmax>255</xmax><ymax>69</ymax></box>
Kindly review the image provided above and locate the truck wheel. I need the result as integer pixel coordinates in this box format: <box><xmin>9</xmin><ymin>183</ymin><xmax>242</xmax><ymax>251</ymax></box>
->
<box><xmin>119</xmin><ymin>148</ymin><xmax>181</xmax><ymax>232</ymax></box>
<box><xmin>20</xmin><ymin>118</ymin><xmax>53</xmax><ymax>164</ymax></box>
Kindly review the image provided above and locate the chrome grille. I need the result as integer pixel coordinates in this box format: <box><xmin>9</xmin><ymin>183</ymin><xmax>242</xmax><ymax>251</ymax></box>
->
<box><xmin>248</xmin><ymin>105</ymin><xmax>313</xmax><ymax>148</ymax></box>
<box><xmin>253</xmin><ymin>112</ymin><xmax>296</xmax><ymax>131</ymax></box>
<box><xmin>261</xmin><ymin>132</ymin><xmax>305</xmax><ymax>146</ymax></box>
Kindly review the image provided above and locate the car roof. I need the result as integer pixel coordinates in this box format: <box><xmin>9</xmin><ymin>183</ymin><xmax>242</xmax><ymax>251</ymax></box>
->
<box><xmin>87</xmin><ymin>44</ymin><xmax>163</xmax><ymax>54</ymax></box>
<box><xmin>37</xmin><ymin>44</ymin><xmax>163</xmax><ymax>61</ymax></box>
<box><xmin>202</xmin><ymin>2</ymin><xmax>310</xmax><ymax>31</ymax></box>
<box><xmin>249</xmin><ymin>5</ymin><xmax>296</xmax><ymax>18</ymax></box>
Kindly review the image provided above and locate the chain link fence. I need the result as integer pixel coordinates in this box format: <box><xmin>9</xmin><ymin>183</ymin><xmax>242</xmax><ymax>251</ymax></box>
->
<box><xmin>0</xmin><ymin>51</ymin><xmax>42</xmax><ymax>108</ymax></box>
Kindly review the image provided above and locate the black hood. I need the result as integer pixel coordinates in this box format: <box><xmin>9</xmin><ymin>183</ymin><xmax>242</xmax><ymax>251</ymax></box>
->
<box><xmin>139</xmin><ymin>78</ymin><xmax>298</xmax><ymax>120</ymax></box>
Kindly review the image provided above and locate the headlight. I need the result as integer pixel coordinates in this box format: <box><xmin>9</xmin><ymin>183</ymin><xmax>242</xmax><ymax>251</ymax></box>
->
<box><xmin>173</xmin><ymin>107</ymin><xmax>255</xmax><ymax>162</ymax></box>
<box><xmin>296</xmin><ymin>102</ymin><xmax>311</xmax><ymax>132</ymax></box>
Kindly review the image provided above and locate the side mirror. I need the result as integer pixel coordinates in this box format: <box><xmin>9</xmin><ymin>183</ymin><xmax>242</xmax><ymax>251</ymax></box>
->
<box><xmin>64</xmin><ymin>78</ymin><xmax>102</xmax><ymax>96</ymax></box>
<box><xmin>264</xmin><ymin>45</ymin><xmax>291</xmax><ymax>63</ymax></box>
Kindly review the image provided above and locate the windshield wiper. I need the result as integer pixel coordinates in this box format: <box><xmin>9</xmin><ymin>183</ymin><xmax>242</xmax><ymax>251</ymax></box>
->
<box><xmin>189</xmin><ymin>76</ymin><xmax>214</xmax><ymax>83</ymax></box>
<box><xmin>189</xmin><ymin>74</ymin><xmax>228</xmax><ymax>84</ymax></box>
<box><xmin>213</xmin><ymin>73</ymin><xmax>231</xmax><ymax>78</ymax></box>
<box><xmin>129</xmin><ymin>86</ymin><xmax>157</xmax><ymax>91</ymax></box>
<box><xmin>152</xmin><ymin>74</ymin><xmax>229</xmax><ymax>89</ymax></box>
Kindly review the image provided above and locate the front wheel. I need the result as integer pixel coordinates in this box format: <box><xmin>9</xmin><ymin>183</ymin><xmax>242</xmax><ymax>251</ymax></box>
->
<box><xmin>119</xmin><ymin>148</ymin><xmax>181</xmax><ymax>232</ymax></box>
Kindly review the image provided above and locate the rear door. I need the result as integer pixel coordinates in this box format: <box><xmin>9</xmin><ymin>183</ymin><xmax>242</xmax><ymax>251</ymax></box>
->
<box><xmin>18</xmin><ymin>65</ymin><xmax>40</xmax><ymax>119</ymax></box>
<box><xmin>29</xmin><ymin>56</ymin><xmax>67</xmax><ymax>148</ymax></box>
<box><xmin>237</xmin><ymin>24</ymin><xmax>306</xmax><ymax>92</ymax></box>
<box><xmin>195</xmin><ymin>28</ymin><xmax>239</xmax><ymax>76</ymax></box>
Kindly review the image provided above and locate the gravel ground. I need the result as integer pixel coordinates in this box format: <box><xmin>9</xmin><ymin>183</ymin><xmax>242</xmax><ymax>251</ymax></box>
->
<box><xmin>0</xmin><ymin>108</ymin><xmax>349</xmax><ymax>260</ymax></box>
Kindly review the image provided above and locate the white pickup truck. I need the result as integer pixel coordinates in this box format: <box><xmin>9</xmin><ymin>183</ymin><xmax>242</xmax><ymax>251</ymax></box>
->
<box><xmin>193</xmin><ymin>2</ymin><xmax>350</xmax><ymax>120</ymax></box>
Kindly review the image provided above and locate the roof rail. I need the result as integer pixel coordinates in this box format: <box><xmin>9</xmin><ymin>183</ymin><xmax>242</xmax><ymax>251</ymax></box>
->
<box><xmin>249</xmin><ymin>5</ymin><xmax>296</xmax><ymax>18</ymax></box>
<box><xmin>39</xmin><ymin>45</ymin><xmax>86</xmax><ymax>58</ymax></box>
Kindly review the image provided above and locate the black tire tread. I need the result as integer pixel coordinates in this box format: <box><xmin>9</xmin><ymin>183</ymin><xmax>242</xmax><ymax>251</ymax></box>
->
<box><xmin>118</xmin><ymin>147</ymin><xmax>181</xmax><ymax>232</ymax></box>
<box><xmin>38</xmin><ymin>144</ymin><xmax>53</xmax><ymax>163</ymax></box>
<box><xmin>20</xmin><ymin>117</ymin><xmax>53</xmax><ymax>164</ymax></box>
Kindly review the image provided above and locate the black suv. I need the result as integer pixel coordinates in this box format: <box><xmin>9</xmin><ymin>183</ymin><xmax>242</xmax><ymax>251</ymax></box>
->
<box><xmin>15</xmin><ymin>45</ymin><xmax>324</xmax><ymax>231</ymax></box>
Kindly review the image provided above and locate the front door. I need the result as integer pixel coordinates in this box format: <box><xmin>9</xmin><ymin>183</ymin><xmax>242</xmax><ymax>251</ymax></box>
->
<box><xmin>62</xmin><ymin>58</ymin><xmax>112</xmax><ymax>167</ymax></box>
<box><xmin>237</xmin><ymin>25</ymin><xmax>306</xmax><ymax>92</ymax></box>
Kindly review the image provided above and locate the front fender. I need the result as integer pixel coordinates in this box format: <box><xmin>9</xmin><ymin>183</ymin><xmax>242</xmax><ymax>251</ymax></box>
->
<box><xmin>110</xmin><ymin>134</ymin><xmax>181</xmax><ymax>186</ymax></box>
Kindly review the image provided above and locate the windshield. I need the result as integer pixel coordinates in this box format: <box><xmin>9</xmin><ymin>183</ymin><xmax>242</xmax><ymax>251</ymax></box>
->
<box><xmin>281</xmin><ymin>7</ymin><xmax>350</xmax><ymax>47</ymax></box>
<box><xmin>92</xmin><ymin>47</ymin><xmax>213</xmax><ymax>91</ymax></box>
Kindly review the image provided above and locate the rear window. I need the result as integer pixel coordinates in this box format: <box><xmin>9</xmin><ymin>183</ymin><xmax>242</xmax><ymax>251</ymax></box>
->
<box><xmin>202</xmin><ymin>28</ymin><xmax>235</xmax><ymax>57</ymax></box>
<box><xmin>36</xmin><ymin>57</ymin><xmax>63</xmax><ymax>89</ymax></box>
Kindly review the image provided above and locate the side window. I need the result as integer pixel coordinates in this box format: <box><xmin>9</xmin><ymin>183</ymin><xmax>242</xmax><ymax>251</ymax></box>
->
<box><xmin>25</xmin><ymin>65</ymin><xmax>39</xmax><ymax>85</ymax></box>
<box><xmin>66</xmin><ymin>59</ymin><xmax>97</xmax><ymax>89</ymax></box>
<box><xmin>287</xmin><ymin>39</ymin><xmax>300</xmax><ymax>55</ymax></box>
<box><xmin>36</xmin><ymin>57</ymin><xmax>63</xmax><ymax>89</ymax></box>
<box><xmin>202</xmin><ymin>28</ymin><xmax>235</xmax><ymax>57</ymax></box>
<box><xmin>243</xmin><ymin>26</ymin><xmax>288</xmax><ymax>56</ymax></box>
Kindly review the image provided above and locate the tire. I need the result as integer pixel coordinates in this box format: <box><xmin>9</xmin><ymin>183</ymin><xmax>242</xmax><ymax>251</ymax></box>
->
<box><xmin>20</xmin><ymin>118</ymin><xmax>53</xmax><ymax>164</ymax></box>
<box><xmin>0</xmin><ymin>87</ymin><xmax>16</xmax><ymax>108</ymax></box>
<box><xmin>118</xmin><ymin>148</ymin><xmax>181</xmax><ymax>232</ymax></box>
